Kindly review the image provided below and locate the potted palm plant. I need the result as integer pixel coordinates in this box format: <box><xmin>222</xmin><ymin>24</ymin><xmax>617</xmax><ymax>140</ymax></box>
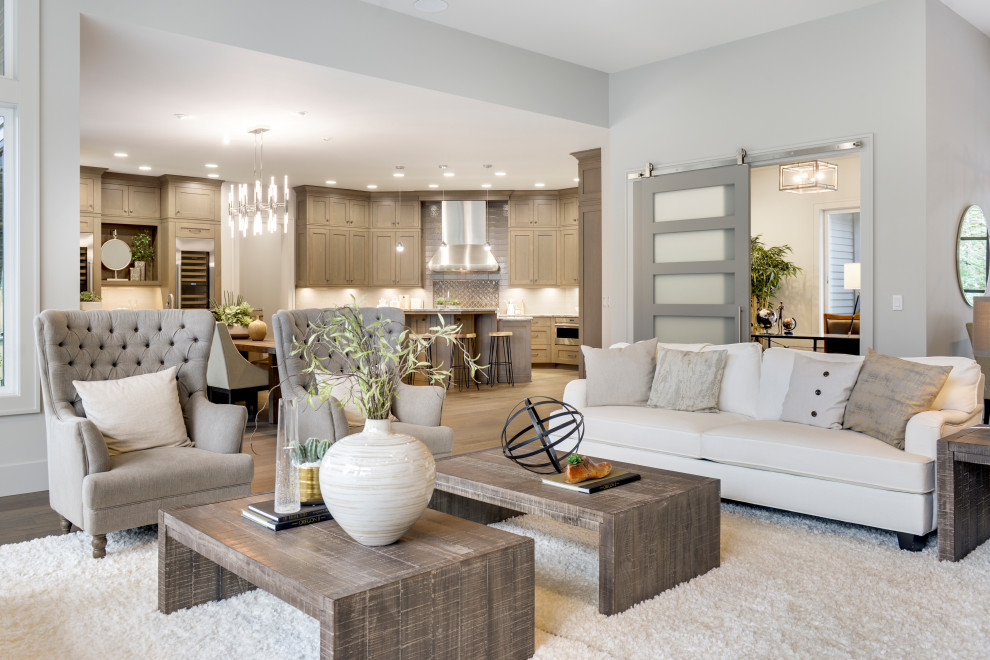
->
<box><xmin>751</xmin><ymin>235</ymin><xmax>801</xmax><ymax>330</ymax></box>
<box><xmin>209</xmin><ymin>291</ymin><xmax>255</xmax><ymax>337</ymax></box>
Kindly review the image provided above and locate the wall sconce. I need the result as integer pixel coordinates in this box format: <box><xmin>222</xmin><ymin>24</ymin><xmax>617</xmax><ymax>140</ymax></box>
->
<box><xmin>779</xmin><ymin>160</ymin><xmax>838</xmax><ymax>194</ymax></box>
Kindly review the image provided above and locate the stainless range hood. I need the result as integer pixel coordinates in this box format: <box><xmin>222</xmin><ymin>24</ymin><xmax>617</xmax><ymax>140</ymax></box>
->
<box><xmin>428</xmin><ymin>200</ymin><xmax>500</xmax><ymax>272</ymax></box>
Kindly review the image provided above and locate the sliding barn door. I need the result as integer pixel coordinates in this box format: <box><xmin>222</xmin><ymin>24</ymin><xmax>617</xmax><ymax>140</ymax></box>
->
<box><xmin>633</xmin><ymin>164</ymin><xmax>750</xmax><ymax>343</ymax></box>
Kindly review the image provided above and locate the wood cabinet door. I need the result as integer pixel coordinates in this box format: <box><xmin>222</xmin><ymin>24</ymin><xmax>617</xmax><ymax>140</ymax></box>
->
<box><xmin>533</xmin><ymin>229</ymin><xmax>558</xmax><ymax>285</ymax></box>
<box><xmin>509</xmin><ymin>200</ymin><xmax>533</xmax><ymax>227</ymax></box>
<box><xmin>348</xmin><ymin>200</ymin><xmax>369</xmax><ymax>228</ymax></box>
<box><xmin>307</xmin><ymin>195</ymin><xmax>330</xmax><ymax>225</ymax></box>
<box><xmin>348</xmin><ymin>230</ymin><xmax>370</xmax><ymax>285</ymax></box>
<box><xmin>372</xmin><ymin>200</ymin><xmax>396</xmax><ymax>228</ymax></box>
<box><xmin>80</xmin><ymin>178</ymin><xmax>96</xmax><ymax>213</ymax></box>
<box><xmin>307</xmin><ymin>227</ymin><xmax>332</xmax><ymax>285</ymax></box>
<box><xmin>327</xmin><ymin>229</ymin><xmax>349</xmax><ymax>284</ymax></box>
<box><xmin>395</xmin><ymin>230</ymin><xmax>421</xmax><ymax>286</ymax></box>
<box><xmin>533</xmin><ymin>199</ymin><xmax>558</xmax><ymax>227</ymax></box>
<box><xmin>509</xmin><ymin>230</ymin><xmax>535</xmax><ymax>285</ymax></box>
<box><xmin>328</xmin><ymin>198</ymin><xmax>348</xmax><ymax>226</ymax></box>
<box><xmin>559</xmin><ymin>197</ymin><xmax>579</xmax><ymax>226</ymax></box>
<box><xmin>396</xmin><ymin>201</ymin><xmax>421</xmax><ymax>228</ymax></box>
<box><xmin>558</xmin><ymin>227</ymin><xmax>579</xmax><ymax>286</ymax></box>
<box><xmin>174</xmin><ymin>186</ymin><xmax>216</xmax><ymax>220</ymax></box>
<box><xmin>129</xmin><ymin>186</ymin><xmax>162</xmax><ymax>218</ymax></box>
<box><xmin>371</xmin><ymin>231</ymin><xmax>396</xmax><ymax>285</ymax></box>
<box><xmin>101</xmin><ymin>183</ymin><xmax>128</xmax><ymax>217</ymax></box>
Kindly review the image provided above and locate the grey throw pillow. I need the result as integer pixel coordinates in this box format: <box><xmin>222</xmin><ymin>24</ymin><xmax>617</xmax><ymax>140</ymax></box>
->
<box><xmin>648</xmin><ymin>348</ymin><xmax>728</xmax><ymax>413</ymax></box>
<box><xmin>582</xmin><ymin>338</ymin><xmax>659</xmax><ymax>406</ymax></box>
<box><xmin>780</xmin><ymin>352</ymin><xmax>863</xmax><ymax>429</ymax></box>
<box><xmin>843</xmin><ymin>348</ymin><xmax>952</xmax><ymax>450</ymax></box>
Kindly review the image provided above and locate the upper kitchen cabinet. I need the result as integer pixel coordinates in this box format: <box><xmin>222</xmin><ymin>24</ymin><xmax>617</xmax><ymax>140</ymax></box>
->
<box><xmin>509</xmin><ymin>196</ymin><xmax>558</xmax><ymax>228</ymax></box>
<box><xmin>80</xmin><ymin>166</ymin><xmax>106</xmax><ymax>214</ymax></box>
<box><xmin>101</xmin><ymin>174</ymin><xmax>161</xmax><ymax>219</ymax></box>
<box><xmin>509</xmin><ymin>228</ymin><xmax>557</xmax><ymax>286</ymax></box>
<box><xmin>161</xmin><ymin>175</ymin><xmax>223</xmax><ymax>222</ymax></box>
<box><xmin>371</xmin><ymin>197</ymin><xmax>421</xmax><ymax>228</ymax></box>
<box><xmin>371</xmin><ymin>230</ymin><xmax>421</xmax><ymax>287</ymax></box>
<box><xmin>348</xmin><ymin>199</ymin><xmax>369</xmax><ymax>228</ymax></box>
<box><xmin>297</xmin><ymin>226</ymin><xmax>369</xmax><ymax>287</ymax></box>
<box><xmin>558</xmin><ymin>189</ymin><xmax>579</xmax><ymax>226</ymax></box>
<box><xmin>294</xmin><ymin>186</ymin><xmax>370</xmax><ymax>228</ymax></box>
<box><xmin>558</xmin><ymin>227</ymin><xmax>580</xmax><ymax>286</ymax></box>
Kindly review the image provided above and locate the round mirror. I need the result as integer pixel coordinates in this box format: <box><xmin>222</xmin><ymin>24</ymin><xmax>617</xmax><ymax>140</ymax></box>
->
<box><xmin>957</xmin><ymin>205</ymin><xmax>988</xmax><ymax>306</ymax></box>
<box><xmin>101</xmin><ymin>238</ymin><xmax>132</xmax><ymax>271</ymax></box>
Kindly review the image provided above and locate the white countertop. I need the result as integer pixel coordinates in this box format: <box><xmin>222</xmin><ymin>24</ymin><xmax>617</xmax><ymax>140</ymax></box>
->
<box><xmin>498</xmin><ymin>315</ymin><xmax>533</xmax><ymax>321</ymax></box>
<box><xmin>404</xmin><ymin>308</ymin><xmax>497</xmax><ymax>314</ymax></box>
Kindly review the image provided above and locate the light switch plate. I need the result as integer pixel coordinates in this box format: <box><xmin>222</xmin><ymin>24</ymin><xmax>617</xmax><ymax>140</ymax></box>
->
<box><xmin>893</xmin><ymin>294</ymin><xmax>903</xmax><ymax>311</ymax></box>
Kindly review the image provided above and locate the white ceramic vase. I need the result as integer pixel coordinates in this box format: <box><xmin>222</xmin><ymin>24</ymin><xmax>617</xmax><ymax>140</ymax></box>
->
<box><xmin>319</xmin><ymin>419</ymin><xmax>436</xmax><ymax>546</ymax></box>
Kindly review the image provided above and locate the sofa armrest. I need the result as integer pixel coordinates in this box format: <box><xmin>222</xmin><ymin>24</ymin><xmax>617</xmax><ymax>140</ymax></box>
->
<box><xmin>51</xmin><ymin>413</ymin><xmax>110</xmax><ymax>476</ymax></box>
<box><xmin>392</xmin><ymin>382</ymin><xmax>445</xmax><ymax>427</ymax></box>
<box><xmin>186</xmin><ymin>392</ymin><xmax>247</xmax><ymax>454</ymax></box>
<box><xmin>563</xmin><ymin>379</ymin><xmax>588</xmax><ymax>409</ymax></box>
<box><xmin>904</xmin><ymin>408</ymin><xmax>982</xmax><ymax>460</ymax></box>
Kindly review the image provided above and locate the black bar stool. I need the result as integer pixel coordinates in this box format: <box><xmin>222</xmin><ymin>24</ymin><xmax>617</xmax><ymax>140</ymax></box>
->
<box><xmin>448</xmin><ymin>333</ymin><xmax>478</xmax><ymax>391</ymax></box>
<box><xmin>487</xmin><ymin>331</ymin><xmax>514</xmax><ymax>387</ymax></box>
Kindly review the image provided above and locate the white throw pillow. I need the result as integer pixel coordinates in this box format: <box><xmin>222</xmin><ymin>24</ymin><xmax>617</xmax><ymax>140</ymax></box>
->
<box><xmin>315</xmin><ymin>373</ymin><xmax>395</xmax><ymax>430</ymax></box>
<box><xmin>581</xmin><ymin>338</ymin><xmax>659</xmax><ymax>407</ymax></box>
<box><xmin>779</xmin><ymin>352</ymin><xmax>863</xmax><ymax>429</ymax></box>
<box><xmin>904</xmin><ymin>356</ymin><xmax>982</xmax><ymax>413</ymax></box>
<box><xmin>757</xmin><ymin>348</ymin><xmax>865</xmax><ymax>420</ymax></box>
<box><xmin>702</xmin><ymin>342</ymin><xmax>763</xmax><ymax>418</ymax></box>
<box><xmin>657</xmin><ymin>342</ymin><xmax>712</xmax><ymax>353</ymax></box>
<box><xmin>73</xmin><ymin>366</ymin><xmax>190</xmax><ymax>456</ymax></box>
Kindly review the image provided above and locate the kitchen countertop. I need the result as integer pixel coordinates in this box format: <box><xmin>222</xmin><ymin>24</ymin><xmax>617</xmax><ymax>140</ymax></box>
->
<box><xmin>497</xmin><ymin>315</ymin><xmax>532</xmax><ymax>321</ymax></box>
<box><xmin>403</xmin><ymin>308</ymin><xmax>497</xmax><ymax>314</ymax></box>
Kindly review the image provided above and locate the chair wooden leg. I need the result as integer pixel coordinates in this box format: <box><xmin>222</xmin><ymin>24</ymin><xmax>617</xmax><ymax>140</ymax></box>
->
<box><xmin>92</xmin><ymin>534</ymin><xmax>107</xmax><ymax>559</ymax></box>
<box><xmin>58</xmin><ymin>516</ymin><xmax>72</xmax><ymax>534</ymax></box>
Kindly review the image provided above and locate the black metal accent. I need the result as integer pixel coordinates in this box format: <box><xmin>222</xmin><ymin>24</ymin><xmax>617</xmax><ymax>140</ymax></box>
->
<box><xmin>896</xmin><ymin>531</ymin><xmax>928</xmax><ymax>552</ymax></box>
<box><xmin>501</xmin><ymin>396</ymin><xmax>584</xmax><ymax>474</ymax></box>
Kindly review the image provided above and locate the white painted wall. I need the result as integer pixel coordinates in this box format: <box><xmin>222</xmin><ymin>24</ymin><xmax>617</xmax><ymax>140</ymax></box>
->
<box><xmin>607</xmin><ymin>0</ymin><xmax>927</xmax><ymax>355</ymax></box>
<box><xmin>750</xmin><ymin>155</ymin><xmax>861</xmax><ymax>340</ymax></box>
<box><xmin>924</xmin><ymin>0</ymin><xmax>990</xmax><ymax>357</ymax></box>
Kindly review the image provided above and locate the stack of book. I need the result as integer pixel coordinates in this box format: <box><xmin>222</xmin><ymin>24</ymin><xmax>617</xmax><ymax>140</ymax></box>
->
<box><xmin>241</xmin><ymin>500</ymin><xmax>331</xmax><ymax>531</ymax></box>
<box><xmin>541</xmin><ymin>469</ymin><xmax>641</xmax><ymax>493</ymax></box>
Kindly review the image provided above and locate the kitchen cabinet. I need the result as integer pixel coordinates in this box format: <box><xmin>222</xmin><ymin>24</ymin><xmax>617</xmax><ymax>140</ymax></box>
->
<box><xmin>509</xmin><ymin>228</ymin><xmax>557</xmax><ymax>286</ymax></box>
<box><xmin>509</xmin><ymin>198</ymin><xmax>557</xmax><ymax>228</ymax></box>
<box><xmin>348</xmin><ymin>200</ymin><xmax>369</xmax><ymax>228</ymax></box>
<box><xmin>371</xmin><ymin>230</ymin><xmax>421</xmax><ymax>287</ymax></box>
<box><xmin>171</xmin><ymin>184</ymin><xmax>219</xmax><ymax>221</ymax></box>
<box><xmin>558</xmin><ymin>227</ymin><xmax>580</xmax><ymax>286</ymax></box>
<box><xmin>531</xmin><ymin>317</ymin><xmax>552</xmax><ymax>363</ymax></box>
<box><xmin>371</xmin><ymin>199</ymin><xmax>421</xmax><ymax>228</ymax></box>
<box><xmin>553</xmin><ymin>345</ymin><xmax>580</xmax><ymax>366</ymax></box>
<box><xmin>101</xmin><ymin>181</ymin><xmax>161</xmax><ymax>218</ymax></box>
<box><xmin>297</xmin><ymin>227</ymin><xmax>368</xmax><ymax>286</ymax></box>
<box><xmin>298</xmin><ymin>227</ymin><xmax>331</xmax><ymax>285</ymax></box>
<box><xmin>559</xmin><ymin>194</ymin><xmax>578</xmax><ymax>227</ymax></box>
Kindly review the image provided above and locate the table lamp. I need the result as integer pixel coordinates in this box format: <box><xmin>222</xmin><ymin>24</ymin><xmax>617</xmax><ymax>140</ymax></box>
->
<box><xmin>843</xmin><ymin>262</ymin><xmax>861</xmax><ymax>335</ymax></box>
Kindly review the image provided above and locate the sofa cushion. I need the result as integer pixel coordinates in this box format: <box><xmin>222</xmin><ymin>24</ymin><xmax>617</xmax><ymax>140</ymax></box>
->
<box><xmin>701</xmin><ymin>420</ymin><xmax>934</xmax><ymax>494</ymax></box>
<box><xmin>580</xmin><ymin>406</ymin><xmax>750</xmax><ymax>458</ymax></box>
<box><xmin>704</xmin><ymin>342</ymin><xmax>763</xmax><ymax>418</ymax></box>
<box><xmin>582</xmin><ymin>338</ymin><xmax>658</xmax><ymax>406</ymax></box>
<box><xmin>780</xmin><ymin>352</ymin><xmax>862</xmax><ymax>429</ymax></box>
<box><xmin>648</xmin><ymin>348</ymin><xmax>727</xmax><ymax>412</ymax></box>
<box><xmin>758</xmin><ymin>348</ymin><xmax>864</xmax><ymax>421</ymax></box>
<box><xmin>904</xmin><ymin>356</ymin><xmax>982</xmax><ymax>413</ymax></box>
<box><xmin>843</xmin><ymin>349</ymin><xmax>951</xmax><ymax>450</ymax></box>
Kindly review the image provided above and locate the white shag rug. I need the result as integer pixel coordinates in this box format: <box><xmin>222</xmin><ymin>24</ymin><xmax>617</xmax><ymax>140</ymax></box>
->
<box><xmin>2</xmin><ymin>503</ymin><xmax>989</xmax><ymax>659</ymax></box>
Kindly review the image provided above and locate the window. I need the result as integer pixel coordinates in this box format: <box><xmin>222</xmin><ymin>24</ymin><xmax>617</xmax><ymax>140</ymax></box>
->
<box><xmin>822</xmin><ymin>209</ymin><xmax>861</xmax><ymax>317</ymax></box>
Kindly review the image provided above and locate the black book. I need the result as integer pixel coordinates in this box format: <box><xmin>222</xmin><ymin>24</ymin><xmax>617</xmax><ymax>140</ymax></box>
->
<box><xmin>241</xmin><ymin>508</ymin><xmax>332</xmax><ymax>531</ymax></box>
<box><xmin>541</xmin><ymin>469</ymin><xmax>641</xmax><ymax>494</ymax></box>
<box><xmin>247</xmin><ymin>499</ymin><xmax>329</xmax><ymax>524</ymax></box>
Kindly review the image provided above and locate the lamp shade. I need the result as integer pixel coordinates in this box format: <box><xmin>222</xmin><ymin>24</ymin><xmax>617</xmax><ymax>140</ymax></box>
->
<box><xmin>843</xmin><ymin>262</ymin><xmax>861</xmax><ymax>290</ymax></box>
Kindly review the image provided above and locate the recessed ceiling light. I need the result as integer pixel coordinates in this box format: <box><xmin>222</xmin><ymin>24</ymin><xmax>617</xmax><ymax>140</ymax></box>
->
<box><xmin>138</xmin><ymin>166</ymin><xmax>152</xmax><ymax>171</ymax></box>
<box><xmin>222</xmin><ymin>136</ymin><xmax>231</xmax><ymax>145</ymax></box>
<box><xmin>535</xmin><ymin>183</ymin><xmax>545</xmax><ymax>187</ymax></box>
<box><xmin>367</xmin><ymin>184</ymin><xmax>378</xmax><ymax>189</ymax></box>
<box><xmin>207</xmin><ymin>173</ymin><xmax>220</xmax><ymax>178</ymax></box>
<box><xmin>322</xmin><ymin>137</ymin><xmax>332</xmax><ymax>142</ymax></box>
<box><xmin>205</xmin><ymin>163</ymin><xmax>218</xmax><ymax>168</ymax></box>
<box><xmin>428</xmin><ymin>184</ymin><xmax>439</xmax><ymax>188</ymax></box>
<box><xmin>481</xmin><ymin>184</ymin><xmax>492</xmax><ymax>188</ymax></box>
<box><xmin>174</xmin><ymin>113</ymin><xmax>189</xmax><ymax>120</ymax></box>
<box><xmin>414</xmin><ymin>0</ymin><xmax>448</xmax><ymax>12</ymax></box>
<box><xmin>483</xmin><ymin>164</ymin><xmax>493</xmax><ymax>169</ymax></box>
<box><xmin>325</xmin><ymin>180</ymin><xmax>337</xmax><ymax>185</ymax></box>
<box><xmin>573</xmin><ymin>178</ymin><xmax>580</xmax><ymax>182</ymax></box>
<box><xmin>495</xmin><ymin>171</ymin><xmax>507</xmax><ymax>176</ymax></box>
<box><xmin>443</xmin><ymin>172</ymin><xmax>455</xmax><ymax>177</ymax></box>
<box><xmin>393</xmin><ymin>173</ymin><xmax>405</xmax><ymax>178</ymax></box>
<box><xmin>295</xmin><ymin>110</ymin><xmax>308</xmax><ymax>116</ymax></box>
<box><xmin>114</xmin><ymin>152</ymin><xmax>128</xmax><ymax>158</ymax></box>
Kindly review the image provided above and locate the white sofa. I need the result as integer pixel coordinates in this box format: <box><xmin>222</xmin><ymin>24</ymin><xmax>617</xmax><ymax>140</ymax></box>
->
<box><xmin>563</xmin><ymin>344</ymin><xmax>984</xmax><ymax>550</ymax></box>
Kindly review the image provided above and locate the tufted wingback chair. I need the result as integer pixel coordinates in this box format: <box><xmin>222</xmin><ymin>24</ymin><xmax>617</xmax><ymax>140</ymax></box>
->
<box><xmin>34</xmin><ymin>309</ymin><xmax>254</xmax><ymax>558</ymax></box>
<box><xmin>272</xmin><ymin>307</ymin><xmax>454</xmax><ymax>458</ymax></box>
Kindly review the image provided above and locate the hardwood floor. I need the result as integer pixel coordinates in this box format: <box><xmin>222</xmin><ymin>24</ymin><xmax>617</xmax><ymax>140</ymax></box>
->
<box><xmin>0</xmin><ymin>366</ymin><xmax>577</xmax><ymax>546</ymax></box>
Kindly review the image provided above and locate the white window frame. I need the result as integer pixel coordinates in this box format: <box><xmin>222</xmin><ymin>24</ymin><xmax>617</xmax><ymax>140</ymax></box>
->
<box><xmin>0</xmin><ymin>0</ymin><xmax>40</xmax><ymax>415</ymax></box>
<box><xmin>816</xmin><ymin>203</ymin><xmax>861</xmax><ymax>329</ymax></box>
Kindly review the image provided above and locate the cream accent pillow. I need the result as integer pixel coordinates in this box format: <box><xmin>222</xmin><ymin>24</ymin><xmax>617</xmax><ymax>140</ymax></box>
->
<box><xmin>780</xmin><ymin>352</ymin><xmax>863</xmax><ymax>429</ymax></box>
<box><xmin>581</xmin><ymin>338</ymin><xmax>659</xmax><ymax>407</ymax></box>
<box><xmin>73</xmin><ymin>366</ymin><xmax>191</xmax><ymax>456</ymax></box>
<box><xmin>648</xmin><ymin>348</ymin><xmax>728</xmax><ymax>413</ymax></box>
<box><xmin>315</xmin><ymin>373</ymin><xmax>396</xmax><ymax>430</ymax></box>
<box><xmin>843</xmin><ymin>349</ymin><xmax>952</xmax><ymax>450</ymax></box>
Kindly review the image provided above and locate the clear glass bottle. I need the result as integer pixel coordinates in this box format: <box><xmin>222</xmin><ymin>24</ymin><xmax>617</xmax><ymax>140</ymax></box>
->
<box><xmin>274</xmin><ymin>398</ymin><xmax>301</xmax><ymax>514</ymax></box>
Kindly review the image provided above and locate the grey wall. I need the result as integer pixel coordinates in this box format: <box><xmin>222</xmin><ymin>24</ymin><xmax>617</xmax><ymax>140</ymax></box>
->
<box><xmin>607</xmin><ymin>0</ymin><xmax>928</xmax><ymax>355</ymax></box>
<box><xmin>924</xmin><ymin>0</ymin><xmax>990</xmax><ymax>357</ymax></box>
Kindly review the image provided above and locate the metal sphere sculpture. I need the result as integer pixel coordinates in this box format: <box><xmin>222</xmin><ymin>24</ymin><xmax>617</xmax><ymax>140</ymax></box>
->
<box><xmin>501</xmin><ymin>396</ymin><xmax>585</xmax><ymax>474</ymax></box>
<box><xmin>755</xmin><ymin>308</ymin><xmax>777</xmax><ymax>330</ymax></box>
<box><xmin>781</xmin><ymin>317</ymin><xmax>798</xmax><ymax>335</ymax></box>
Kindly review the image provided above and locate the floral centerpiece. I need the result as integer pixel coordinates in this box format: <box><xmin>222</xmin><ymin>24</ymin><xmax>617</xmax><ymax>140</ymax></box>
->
<box><xmin>209</xmin><ymin>291</ymin><xmax>254</xmax><ymax>337</ymax></box>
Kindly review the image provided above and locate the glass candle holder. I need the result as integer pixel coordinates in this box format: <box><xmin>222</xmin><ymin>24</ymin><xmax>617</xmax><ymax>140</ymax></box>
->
<box><xmin>274</xmin><ymin>398</ymin><xmax>301</xmax><ymax>514</ymax></box>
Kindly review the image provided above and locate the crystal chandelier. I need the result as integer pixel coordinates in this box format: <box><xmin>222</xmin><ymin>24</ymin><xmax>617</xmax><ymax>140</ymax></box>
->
<box><xmin>228</xmin><ymin>128</ymin><xmax>290</xmax><ymax>236</ymax></box>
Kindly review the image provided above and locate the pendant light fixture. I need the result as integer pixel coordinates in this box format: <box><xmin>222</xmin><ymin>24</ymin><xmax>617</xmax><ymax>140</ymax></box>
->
<box><xmin>439</xmin><ymin>165</ymin><xmax>448</xmax><ymax>249</ymax></box>
<box><xmin>395</xmin><ymin>184</ymin><xmax>405</xmax><ymax>253</ymax></box>
<box><xmin>779</xmin><ymin>160</ymin><xmax>838</xmax><ymax>194</ymax></box>
<box><xmin>484</xmin><ymin>185</ymin><xmax>492</xmax><ymax>251</ymax></box>
<box><xmin>228</xmin><ymin>127</ymin><xmax>290</xmax><ymax>237</ymax></box>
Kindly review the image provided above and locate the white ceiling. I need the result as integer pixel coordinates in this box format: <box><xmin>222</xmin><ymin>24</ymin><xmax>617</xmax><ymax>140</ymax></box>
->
<box><xmin>941</xmin><ymin>0</ymin><xmax>990</xmax><ymax>36</ymax></box>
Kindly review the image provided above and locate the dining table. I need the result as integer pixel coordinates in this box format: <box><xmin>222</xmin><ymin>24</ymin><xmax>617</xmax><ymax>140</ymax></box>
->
<box><xmin>231</xmin><ymin>337</ymin><xmax>280</xmax><ymax>423</ymax></box>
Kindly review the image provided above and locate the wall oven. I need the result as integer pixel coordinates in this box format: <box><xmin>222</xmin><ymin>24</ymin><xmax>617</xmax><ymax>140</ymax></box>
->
<box><xmin>554</xmin><ymin>317</ymin><xmax>580</xmax><ymax>346</ymax></box>
<box><xmin>174</xmin><ymin>237</ymin><xmax>215</xmax><ymax>309</ymax></box>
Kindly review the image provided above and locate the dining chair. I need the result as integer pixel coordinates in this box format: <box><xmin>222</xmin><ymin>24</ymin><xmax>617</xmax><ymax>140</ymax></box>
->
<box><xmin>822</xmin><ymin>313</ymin><xmax>860</xmax><ymax>354</ymax></box>
<box><xmin>207</xmin><ymin>322</ymin><xmax>270</xmax><ymax>418</ymax></box>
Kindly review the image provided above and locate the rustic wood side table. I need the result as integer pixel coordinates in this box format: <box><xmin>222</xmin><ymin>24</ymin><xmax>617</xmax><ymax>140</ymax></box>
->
<box><xmin>159</xmin><ymin>493</ymin><xmax>535</xmax><ymax>659</ymax></box>
<box><xmin>938</xmin><ymin>426</ymin><xmax>990</xmax><ymax>561</ymax></box>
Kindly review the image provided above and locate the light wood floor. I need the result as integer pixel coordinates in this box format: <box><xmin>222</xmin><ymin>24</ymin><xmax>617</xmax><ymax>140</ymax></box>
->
<box><xmin>0</xmin><ymin>366</ymin><xmax>577</xmax><ymax>546</ymax></box>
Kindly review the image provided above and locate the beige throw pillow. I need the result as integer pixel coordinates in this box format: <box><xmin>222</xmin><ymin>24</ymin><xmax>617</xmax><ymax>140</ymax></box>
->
<box><xmin>581</xmin><ymin>338</ymin><xmax>659</xmax><ymax>407</ymax></box>
<box><xmin>73</xmin><ymin>366</ymin><xmax>191</xmax><ymax>456</ymax></box>
<box><xmin>780</xmin><ymin>351</ymin><xmax>863</xmax><ymax>429</ymax></box>
<box><xmin>648</xmin><ymin>348</ymin><xmax>728</xmax><ymax>413</ymax></box>
<box><xmin>842</xmin><ymin>349</ymin><xmax>952</xmax><ymax>449</ymax></box>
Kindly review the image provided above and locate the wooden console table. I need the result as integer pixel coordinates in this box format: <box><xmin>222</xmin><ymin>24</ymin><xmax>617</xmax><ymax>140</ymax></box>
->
<box><xmin>938</xmin><ymin>426</ymin><xmax>990</xmax><ymax>561</ymax></box>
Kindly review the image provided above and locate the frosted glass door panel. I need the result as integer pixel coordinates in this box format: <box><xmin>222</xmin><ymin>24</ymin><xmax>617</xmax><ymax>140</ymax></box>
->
<box><xmin>654</xmin><ymin>273</ymin><xmax>735</xmax><ymax>305</ymax></box>
<box><xmin>654</xmin><ymin>316</ymin><xmax>737</xmax><ymax>345</ymax></box>
<box><xmin>654</xmin><ymin>229</ymin><xmax>735</xmax><ymax>264</ymax></box>
<box><xmin>653</xmin><ymin>185</ymin><xmax>734</xmax><ymax>223</ymax></box>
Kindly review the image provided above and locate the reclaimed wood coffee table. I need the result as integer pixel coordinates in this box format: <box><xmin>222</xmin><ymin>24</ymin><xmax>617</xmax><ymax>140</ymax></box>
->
<box><xmin>159</xmin><ymin>493</ymin><xmax>534</xmax><ymax>659</ymax></box>
<box><xmin>430</xmin><ymin>448</ymin><xmax>720</xmax><ymax>615</ymax></box>
<box><xmin>938</xmin><ymin>426</ymin><xmax>990</xmax><ymax>561</ymax></box>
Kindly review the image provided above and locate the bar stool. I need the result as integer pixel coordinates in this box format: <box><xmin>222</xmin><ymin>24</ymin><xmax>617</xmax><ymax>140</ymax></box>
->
<box><xmin>487</xmin><ymin>331</ymin><xmax>514</xmax><ymax>387</ymax></box>
<box><xmin>448</xmin><ymin>333</ymin><xmax>478</xmax><ymax>391</ymax></box>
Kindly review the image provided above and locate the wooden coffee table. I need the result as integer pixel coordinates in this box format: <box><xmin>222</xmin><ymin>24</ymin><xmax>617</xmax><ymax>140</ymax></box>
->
<box><xmin>158</xmin><ymin>493</ymin><xmax>535</xmax><ymax>659</ymax></box>
<box><xmin>938</xmin><ymin>426</ymin><xmax>990</xmax><ymax>561</ymax></box>
<box><xmin>430</xmin><ymin>448</ymin><xmax>720</xmax><ymax>615</ymax></box>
